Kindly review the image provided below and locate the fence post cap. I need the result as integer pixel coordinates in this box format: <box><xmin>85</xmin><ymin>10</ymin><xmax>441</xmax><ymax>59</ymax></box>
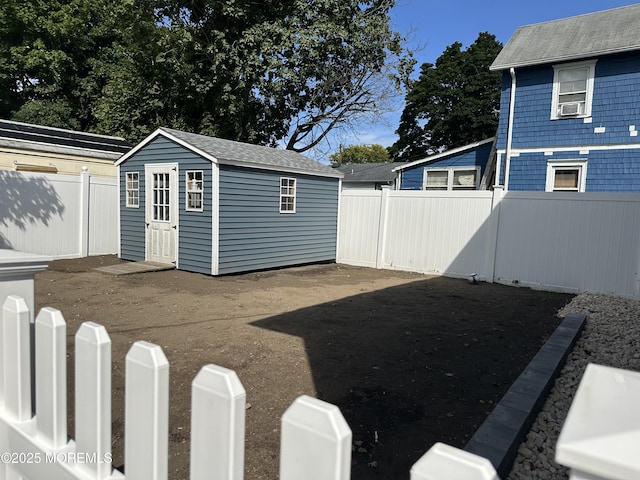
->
<box><xmin>2</xmin><ymin>294</ymin><xmax>29</xmax><ymax>313</ymax></box>
<box><xmin>556</xmin><ymin>363</ymin><xmax>640</xmax><ymax>480</ymax></box>
<box><xmin>282</xmin><ymin>395</ymin><xmax>351</xmax><ymax>440</ymax></box>
<box><xmin>410</xmin><ymin>443</ymin><xmax>499</xmax><ymax>480</ymax></box>
<box><xmin>192</xmin><ymin>364</ymin><xmax>246</xmax><ymax>399</ymax></box>
<box><xmin>0</xmin><ymin>250</ymin><xmax>52</xmax><ymax>276</ymax></box>
<box><xmin>35</xmin><ymin>307</ymin><xmax>65</xmax><ymax>327</ymax></box>
<box><xmin>75</xmin><ymin>321</ymin><xmax>110</xmax><ymax>345</ymax></box>
<box><xmin>126</xmin><ymin>340</ymin><xmax>169</xmax><ymax>369</ymax></box>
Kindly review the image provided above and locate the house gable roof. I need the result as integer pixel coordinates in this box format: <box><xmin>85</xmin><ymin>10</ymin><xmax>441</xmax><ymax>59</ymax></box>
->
<box><xmin>334</xmin><ymin>162</ymin><xmax>404</xmax><ymax>183</ymax></box>
<box><xmin>490</xmin><ymin>4</ymin><xmax>640</xmax><ymax>71</ymax></box>
<box><xmin>0</xmin><ymin>119</ymin><xmax>131</xmax><ymax>160</ymax></box>
<box><xmin>392</xmin><ymin>138</ymin><xmax>495</xmax><ymax>172</ymax></box>
<box><xmin>117</xmin><ymin>127</ymin><xmax>342</xmax><ymax>178</ymax></box>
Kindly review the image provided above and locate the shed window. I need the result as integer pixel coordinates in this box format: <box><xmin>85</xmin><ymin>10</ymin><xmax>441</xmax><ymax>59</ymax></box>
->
<box><xmin>424</xmin><ymin>167</ymin><xmax>479</xmax><ymax>190</ymax></box>
<box><xmin>186</xmin><ymin>171</ymin><xmax>204</xmax><ymax>211</ymax></box>
<box><xmin>546</xmin><ymin>161</ymin><xmax>587</xmax><ymax>192</ymax></box>
<box><xmin>280</xmin><ymin>177</ymin><xmax>296</xmax><ymax>213</ymax></box>
<box><xmin>126</xmin><ymin>172</ymin><xmax>139</xmax><ymax>207</ymax></box>
<box><xmin>551</xmin><ymin>61</ymin><xmax>596</xmax><ymax>119</ymax></box>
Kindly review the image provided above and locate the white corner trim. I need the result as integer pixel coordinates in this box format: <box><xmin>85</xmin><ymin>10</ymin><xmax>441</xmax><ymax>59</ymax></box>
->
<box><xmin>211</xmin><ymin>162</ymin><xmax>219</xmax><ymax>276</ymax></box>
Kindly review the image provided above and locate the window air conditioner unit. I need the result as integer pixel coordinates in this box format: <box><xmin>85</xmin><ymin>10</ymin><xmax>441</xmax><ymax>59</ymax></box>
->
<box><xmin>559</xmin><ymin>102</ymin><xmax>581</xmax><ymax>116</ymax></box>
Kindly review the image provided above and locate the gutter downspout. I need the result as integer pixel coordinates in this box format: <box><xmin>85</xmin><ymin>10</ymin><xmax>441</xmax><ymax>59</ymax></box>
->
<box><xmin>504</xmin><ymin>67</ymin><xmax>517</xmax><ymax>191</ymax></box>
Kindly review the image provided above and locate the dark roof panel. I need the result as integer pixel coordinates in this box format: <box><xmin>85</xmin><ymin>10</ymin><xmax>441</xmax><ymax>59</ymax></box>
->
<box><xmin>0</xmin><ymin>120</ymin><xmax>131</xmax><ymax>154</ymax></box>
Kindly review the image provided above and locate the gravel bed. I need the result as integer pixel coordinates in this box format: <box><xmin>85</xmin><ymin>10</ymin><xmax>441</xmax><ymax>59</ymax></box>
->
<box><xmin>507</xmin><ymin>292</ymin><xmax>640</xmax><ymax>480</ymax></box>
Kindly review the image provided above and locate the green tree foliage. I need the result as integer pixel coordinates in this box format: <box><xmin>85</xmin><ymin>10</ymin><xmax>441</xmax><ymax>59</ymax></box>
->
<box><xmin>389</xmin><ymin>32</ymin><xmax>502</xmax><ymax>161</ymax></box>
<box><xmin>93</xmin><ymin>0</ymin><xmax>184</xmax><ymax>141</ymax></box>
<box><xmin>0</xmin><ymin>0</ymin><xmax>125</xmax><ymax>130</ymax></box>
<box><xmin>1</xmin><ymin>0</ymin><xmax>413</xmax><ymax>151</ymax></box>
<box><xmin>329</xmin><ymin>144</ymin><xmax>390</xmax><ymax>165</ymax></box>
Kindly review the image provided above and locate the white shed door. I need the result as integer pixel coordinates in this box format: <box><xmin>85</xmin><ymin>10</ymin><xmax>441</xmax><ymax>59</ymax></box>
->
<box><xmin>145</xmin><ymin>164</ymin><xmax>178</xmax><ymax>264</ymax></box>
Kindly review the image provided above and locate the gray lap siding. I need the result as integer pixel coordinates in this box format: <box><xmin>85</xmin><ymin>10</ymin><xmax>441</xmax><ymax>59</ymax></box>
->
<box><xmin>119</xmin><ymin>161</ymin><xmax>146</xmax><ymax>262</ymax></box>
<box><xmin>120</xmin><ymin>135</ymin><xmax>340</xmax><ymax>275</ymax></box>
<box><xmin>177</xmin><ymin>160</ymin><xmax>213</xmax><ymax>275</ymax></box>
<box><xmin>119</xmin><ymin>136</ymin><xmax>213</xmax><ymax>273</ymax></box>
<box><xmin>217</xmin><ymin>165</ymin><xmax>339</xmax><ymax>275</ymax></box>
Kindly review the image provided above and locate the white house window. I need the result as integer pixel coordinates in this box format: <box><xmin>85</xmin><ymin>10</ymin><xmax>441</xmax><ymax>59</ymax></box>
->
<box><xmin>280</xmin><ymin>177</ymin><xmax>296</xmax><ymax>213</ymax></box>
<box><xmin>551</xmin><ymin>61</ymin><xmax>596</xmax><ymax>119</ymax></box>
<box><xmin>424</xmin><ymin>167</ymin><xmax>479</xmax><ymax>190</ymax></box>
<box><xmin>546</xmin><ymin>161</ymin><xmax>587</xmax><ymax>192</ymax></box>
<box><xmin>186</xmin><ymin>171</ymin><xmax>204</xmax><ymax>211</ymax></box>
<box><xmin>424</xmin><ymin>170</ymin><xmax>449</xmax><ymax>190</ymax></box>
<box><xmin>452</xmin><ymin>170</ymin><xmax>478</xmax><ymax>189</ymax></box>
<box><xmin>126</xmin><ymin>172</ymin><xmax>139</xmax><ymax>207</ymax></box>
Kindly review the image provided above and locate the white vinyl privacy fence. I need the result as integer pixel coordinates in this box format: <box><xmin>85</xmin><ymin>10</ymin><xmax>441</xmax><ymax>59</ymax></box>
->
<box><xmin>338</xmin><ymin>188</ymin><xmax>640</xmax><ymax>298</ymax></box>
<box><xmin>0</xmin><ymin>170</ymin><xmax>117</xmax><ymax>258</ymax></box>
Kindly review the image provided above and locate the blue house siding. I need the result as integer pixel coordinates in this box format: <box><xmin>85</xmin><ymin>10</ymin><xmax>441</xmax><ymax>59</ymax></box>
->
<box><xmin>399</xmin><ymin>168</ymin><xmax>423</xmax><ymax>190</ymax></box>
<box><xmin>507</xmin><ymin>149</ymin><xmax>640</xmax><ymax>192</ymax></box>
<box><xmin>496</xmin><ymin>53</ymin><xmax>640</xmax><ymax>191</ymax></box>
<box><xmin>399</xmin><ymin>141</ymin><xmax>493</xmax><ymax>190</ymax></box>
<box><xmin>119</xmin><ymin>136</ymin><xmax>214</xmax><ymax>272</ymax></box>
<box><xmin>217</xmin><ymin>165</ymin><xmax>339</xmax><ymax>275</ymax></box>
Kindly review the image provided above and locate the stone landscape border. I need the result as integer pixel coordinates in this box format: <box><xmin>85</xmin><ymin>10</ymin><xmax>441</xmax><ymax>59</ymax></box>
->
<box><xmin>464</xmin><ymin>312</ymin><xmax>587</xmax><ymax>478</ymax></box>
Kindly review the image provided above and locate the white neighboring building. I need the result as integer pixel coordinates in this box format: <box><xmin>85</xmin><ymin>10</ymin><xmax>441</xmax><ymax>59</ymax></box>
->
<box><xmin>0</xmin><ymin>119</ymin><xmax>131</xmax><ymax>178</ymax></box>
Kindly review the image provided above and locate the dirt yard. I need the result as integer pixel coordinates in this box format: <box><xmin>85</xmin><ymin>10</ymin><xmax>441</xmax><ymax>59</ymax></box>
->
<box><xmin>34</xmin><ymin>256</ymin><xmax>572</xmax><ymax>479</ymax></box>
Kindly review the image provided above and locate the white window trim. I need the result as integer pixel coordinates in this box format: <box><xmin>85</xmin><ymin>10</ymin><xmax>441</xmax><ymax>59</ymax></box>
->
<box><xmin>423</xmin><ymin>166</ymin><xmax>481</xmax><ymax>191</ymax></box>
<box><xmin>126</xmin><ymin>172</ymin><xmax>140</xmax><ymax>208</ymax></box>
<box><xmin>279</xmin><ymin>177</ymin><xmax>296</xmax><ymax>213</ymax></box>
<box><xmin>545</xmin><ymin>160</ymin><xmax>587</xmax><ymax>192</ymax></box>
<box><xmin>551</xmin><ymin>60</ymin><xmax>597</xmax><ymax>120</ymax></box>
<box><xmin>185</xmin><ymin>170</ymin><xmax>204</xmax><ymax>212</ymax></box>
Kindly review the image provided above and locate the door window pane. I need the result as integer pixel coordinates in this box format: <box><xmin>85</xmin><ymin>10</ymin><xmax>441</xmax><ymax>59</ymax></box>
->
<box><xmin>153</xmin><ymin>173</ymin><xmax>170</xmax><ymax>221</ymax></box>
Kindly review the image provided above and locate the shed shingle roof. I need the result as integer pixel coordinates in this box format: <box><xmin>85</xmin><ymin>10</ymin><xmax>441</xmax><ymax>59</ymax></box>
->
<box><xmin>122</xmin><ymin>127</ymin><xmax>341</xmax><ymax>178</ymax></box>
<box><xmin>491</xmin><ymin>4</ymin><xmax>640</xmax><ymax>70</ymax></box>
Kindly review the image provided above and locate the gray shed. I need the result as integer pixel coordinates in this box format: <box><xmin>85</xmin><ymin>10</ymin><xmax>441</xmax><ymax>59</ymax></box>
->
<box><xmin>116</xmin><ymin>128</ymin><xmax>343</xmax><ymax>275</ymax></box>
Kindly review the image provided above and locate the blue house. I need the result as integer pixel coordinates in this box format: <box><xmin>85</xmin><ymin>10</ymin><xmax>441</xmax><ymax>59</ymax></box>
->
<box><xmin>490</xmin><ymin>4</ymin><xmax>640</xmax><ymax>192</ymax></box>
<box><xmin>393</xmin><ymin>138</ymin><xmax>495</xmax><ymax>190</ymax></box>
<box><xmin>116</xmin><ymin>128</ymin><xmax>342</xmax><ymax>275</ymax></box>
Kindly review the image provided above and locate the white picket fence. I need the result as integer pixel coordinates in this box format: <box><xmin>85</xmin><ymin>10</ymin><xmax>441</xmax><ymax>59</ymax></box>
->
<box><xmin>4</xmin><ymin>297</ymin><xmax>639</xmax><ymax>480</ymax></box>
<box><xmin>0</xmin><ymin>295</ymin><xmax>500</xmax><ymax>480</ymax></box>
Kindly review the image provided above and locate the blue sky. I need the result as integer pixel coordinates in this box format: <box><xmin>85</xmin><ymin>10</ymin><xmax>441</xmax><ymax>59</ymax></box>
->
<box><xmin>319</xmin><ymin>0</ymin><xmax>639</xmax><ymax>159</ymax></box>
